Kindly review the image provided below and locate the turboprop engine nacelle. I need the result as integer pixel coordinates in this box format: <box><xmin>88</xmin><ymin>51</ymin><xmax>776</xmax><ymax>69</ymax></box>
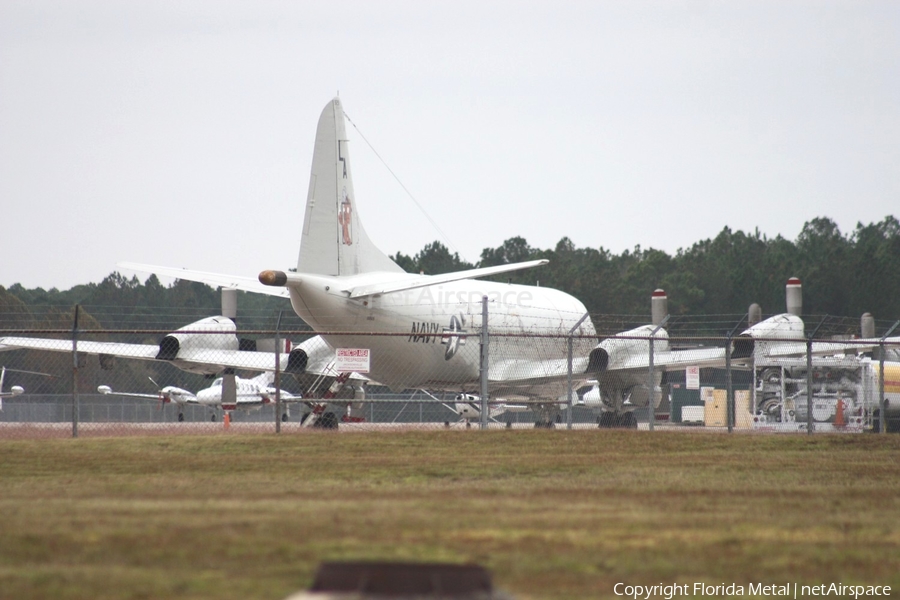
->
<box><xmin>154</xmin><ymin>316</ymin><xmax>239</xmax><ymax>374</ymax></box>
<box><xmin>731</xmin><ymin>313</ymin><xmax>806</xmax><ymax>360</ymax></box>
<box><xmin>586</xmin><ymin>325</ymin><xmax>671</xmax><ymax>375</ymax></box>
<box><xmin>283</xmin><ymin>335</ymin><xmax>339</xmax><ymax>375</ymax></box>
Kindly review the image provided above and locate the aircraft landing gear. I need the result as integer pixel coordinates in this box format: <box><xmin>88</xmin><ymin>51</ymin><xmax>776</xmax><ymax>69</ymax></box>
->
<box><xmin>177</xmin><ymin>412</ymin><xmax>185</xmax><ymax>422</ymax></box>
<box><xmin>598</xmin><ymin>412</ymin><xmax>637</xmax><ymax>429</ymax></box>
<box><xmin>281</xmin><ymin>412</ymin><xmax>289</xmax><ymax>422</ymax></box>
<box><xmin>313</xmin><ymin>411</ymin><xmax>339</xmax><ymax>430</ymax></box>
<box><xmin>533</xmin><ymin>406</ymin><xmax>558</xmax><ymax>428</ymax></box>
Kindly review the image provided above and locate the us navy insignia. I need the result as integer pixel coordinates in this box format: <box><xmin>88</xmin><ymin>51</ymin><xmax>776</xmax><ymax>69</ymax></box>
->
<box><xmin>441</xmin><ymin>314</ymin><xmax>467</xmax><ymax>360</ymax></box>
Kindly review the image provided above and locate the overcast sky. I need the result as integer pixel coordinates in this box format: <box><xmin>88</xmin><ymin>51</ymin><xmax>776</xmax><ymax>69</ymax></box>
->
<box><xmin>1</xmin><ymin>1</ymin><xmax>898</xmax><ymax>290</ymax></box>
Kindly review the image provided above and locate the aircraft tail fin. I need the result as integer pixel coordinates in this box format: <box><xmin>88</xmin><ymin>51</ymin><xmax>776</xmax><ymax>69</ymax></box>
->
<box><xmin>297</xmin><ymin>97</ymin><xmax>405</xmax><ymax>277</ymax></box>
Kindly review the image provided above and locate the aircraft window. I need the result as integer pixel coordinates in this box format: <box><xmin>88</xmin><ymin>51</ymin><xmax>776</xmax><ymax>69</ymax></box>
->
<box><xmin>212</xmin><ymin>378</ymin><xmax>222</xmax><ymax>387</ymax></box>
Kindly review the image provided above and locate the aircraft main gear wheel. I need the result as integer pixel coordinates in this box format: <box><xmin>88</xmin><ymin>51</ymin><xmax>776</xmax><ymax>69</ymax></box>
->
<box><xmin>315</xmin><ymin>412</ymin><xmax>339</xmax><ymax>430</ymax></box>
<box><xmin>210</xmin><ymin>414</ymin><xmax>216</xmax><ymax>422</ymax></box>
<box><xmin>177</xmin><ymin>413</ymin><xmax>185</xmax><ymax>422</ymax></box>
<box><xmin>466</xmin><ymin>421</ymin><xmax>472</xmax><ymax>429</ymax></box>
<box><xmin>621</xmin><ymin>412</ymin><xmax>637</xmax><ymax>429</ymax></box>
<box><xmin>533</xmin><ymin>421</ymin><xmax>555</xmax><ymax>429</ymax></box>
<box><xmin>598</xmin><ymin>412</ymin><xmax>615</xmax><ymax>428</ymax></box>
<box><xmin>281</xmin><ymin>412</ymin><xmax>289</xmax><ymax>422</ymax></box>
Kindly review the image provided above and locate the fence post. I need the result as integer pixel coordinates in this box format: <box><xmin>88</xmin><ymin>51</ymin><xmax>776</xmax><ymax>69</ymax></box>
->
<box><xmin>567</xmin><ymin>313</ymin><xmax>590</xmax><ymax>431</ymax></box>
<box><xmin>567</xmin><ymin>335</ymin><xmax>573</xmax><ymax>430</ymax></box>
<box><xmin>806</xmin><ymin>317</ymin><xmax>827</xmax><ymax>435</ymax></box>
<box><xmin>726</xmin><ymin>333</ymin><xmax>733</xmax><ymax>433</ymax></box>
<box><xmin>647</xmin><ymin>315</ymin><xmax>669</xmax><ymax>432</ymax></box>
<box><xmin>724</xmin><ymin>315</ymin><xmax>746</xmax><ymax>434</ymax></box>
<box><xmin>879</xmin><ymin>341</ymin><xmax>886</xmax><ymax>434</ymax></box>
<box><xmin>274</xmin><ymin>310</ymin><xmax>283</xmax><ymax>434</ymax></box>
<box><xmin>71</xmin><ymin>305</ymin><xmax>79</xmax><ymax>438</ymax></box>
<box><xmin>806</xmin><ymin>338</ymin><xmax>813</xmax><ymax>435</ymax></box>
<box><xmin>480</xmin><ymin>295</ymin><xmax>489</xmax><ymax>430</ymax></box>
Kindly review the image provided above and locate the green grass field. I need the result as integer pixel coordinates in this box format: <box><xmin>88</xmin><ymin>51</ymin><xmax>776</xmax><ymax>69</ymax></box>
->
<box><xmin>1</xmin><ymin>430</ymin><xmax>899</xmax><ymax>600</ymax></box>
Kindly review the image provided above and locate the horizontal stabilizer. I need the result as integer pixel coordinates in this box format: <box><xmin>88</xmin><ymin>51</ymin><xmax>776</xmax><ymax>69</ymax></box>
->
<box><xmin>118</xmin><ymin>262</ymin><xmax>289</xmax><ymax>298</ymax></box>
<box><xmin>347</xmin><ymin>260</ymin><xmax>549</xmax><ymax>298</ymax></box>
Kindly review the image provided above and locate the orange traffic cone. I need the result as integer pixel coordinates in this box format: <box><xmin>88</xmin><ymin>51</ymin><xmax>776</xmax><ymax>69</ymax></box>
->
<box><xmin>224</xmin><ymin>412</ymin><xmax>231</xmax><ymax>430</ymax></box>
<box><xmin>834</xmin><ymin>398</ymin><xmax>845</xmax><ymax>427</ymax></box>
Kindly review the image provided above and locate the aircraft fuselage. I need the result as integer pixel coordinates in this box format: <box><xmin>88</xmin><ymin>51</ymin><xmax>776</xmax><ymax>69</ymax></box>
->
<box><xmin>287</xmin><ymin>272</ymin><xmax>597</xmax><ymax>393</ymax></box>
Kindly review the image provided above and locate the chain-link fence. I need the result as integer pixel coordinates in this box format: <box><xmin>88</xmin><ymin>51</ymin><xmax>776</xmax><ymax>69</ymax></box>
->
<box><xmin>1</xmin><ymin>308</ymin><xmax>898</xmax><ymax>438</ymax></box>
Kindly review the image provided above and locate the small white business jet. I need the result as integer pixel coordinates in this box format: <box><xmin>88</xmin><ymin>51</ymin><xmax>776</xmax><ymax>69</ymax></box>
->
<box><xmin>98</xmin><ymin>371</ymin><xmax>303</xmax><ymax>422</ymax></box>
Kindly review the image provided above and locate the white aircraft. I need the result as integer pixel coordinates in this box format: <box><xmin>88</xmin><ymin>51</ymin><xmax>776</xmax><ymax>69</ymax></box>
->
<box><xmin>118</xmin><ymin>97</ymin><xmax>728</xmax><ymax>427</ymax></box>
<box><xmin>451</xmin><ymin>393</ymin><xmax>531</xmax><ymax>428</ymax></box>
<box><xmin>97</xmin><ymin>371</ymin><xmax>304</xmax><ymax>422</ymax></box>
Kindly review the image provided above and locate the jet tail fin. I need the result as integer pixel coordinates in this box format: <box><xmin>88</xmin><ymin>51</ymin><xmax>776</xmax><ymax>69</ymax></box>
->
<box><xmin>298</xmin><ymin>97</ymin><xmax>404</xmax><ymax>277</ymax></box>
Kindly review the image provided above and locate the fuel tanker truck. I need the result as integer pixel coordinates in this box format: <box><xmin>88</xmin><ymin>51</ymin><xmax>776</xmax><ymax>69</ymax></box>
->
<box><xmin>751</xmin><ymin>355</ymin><xmax>900</xmax><ymax>432</ymax></box>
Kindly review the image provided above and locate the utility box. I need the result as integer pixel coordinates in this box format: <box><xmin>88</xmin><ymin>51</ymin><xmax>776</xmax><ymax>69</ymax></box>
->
<box><xmin>704</xmin><ymin>388</ymin><xmax>727</xmax><ymax>427</ymax></box>
<box><xmin>735</xmin><ymin>389</ymin><xmax>752</xmax><ymax>429</ymax></box>
<box><xmin>670</xmin><ymin>386</ymin><xmax>703</xmax><ymax>423</ymax></box>
<box><xmin>681</xmin><ymin>406</ymin><xmax>705</xmax><ymax>424</ymax></box>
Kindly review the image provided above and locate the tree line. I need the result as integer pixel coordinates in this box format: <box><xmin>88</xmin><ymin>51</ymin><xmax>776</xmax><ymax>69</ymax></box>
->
<box><xmin>394</xmin><ymin>216</ymin><xmax>900</xmax><ymax>326</ymax></box>
<box><xmin>3</xmin><ymin>215</ymin><xmax>899</xmax><ymax>334</ymax></box>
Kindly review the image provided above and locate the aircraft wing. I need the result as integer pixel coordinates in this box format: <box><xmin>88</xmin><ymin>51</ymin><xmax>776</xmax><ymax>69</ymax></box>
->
<box><xmin>765</xmin><ymin>338</ymin><xmax>900</xmax><ymax>358</ymax></box>
<box><xmin>600</xmin><ymin>346</ymin><xmax>732</xmax><ymax>372</ymax></box>
<box><xmin>117</xmin><ymin>262</ymin><xmax>289</xmax><ymax>298</ymax></box>
<box><xmin>0</xmin><ymin>335</ymin><xmax>318</xmax><ymax>377</ymax></box>
<box><xmin>0</xmin><ymin>337</ymin><xmax>160</xmax><ymax>360</ymax></box>
<box><xmin>486</xmin><ymin>346</ymin><xmax>729</xmax><ymax>389</ymax></box>
<box><xmin>99</xmin><ymin>390</ymin><xmax>167</xmax><ymax>400</ymax></box>
<box><xmin>98</xmin><ymin>385</ymin><xmax>199</xmax><ymax>405</ymax></box>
